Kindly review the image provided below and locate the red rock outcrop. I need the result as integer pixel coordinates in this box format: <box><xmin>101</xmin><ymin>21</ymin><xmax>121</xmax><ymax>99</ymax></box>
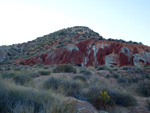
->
<box><xmin>16</xmin><ymin>39</ymin><xmax>150</xmax><ymax>67</ymax></box>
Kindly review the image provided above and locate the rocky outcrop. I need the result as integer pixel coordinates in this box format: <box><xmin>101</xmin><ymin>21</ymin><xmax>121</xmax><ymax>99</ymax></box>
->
<box><xmin>16</xmin><ymin>39</ymin><xmax>150</xmax><ymax>67</ymax></box>
<box><xmin>105</xmin><ymin>54</ymin><xmax>119</xmax><ymax>66</ymax></box>
<box><xmin>133</xmin><ymin>51</ymin><xmax>150</xmax><ymax>66</ymax></box>
<box><xmin>1</xmin><ymin>26</ymin><xmax>149</xmax><ymax>67</ymax></box>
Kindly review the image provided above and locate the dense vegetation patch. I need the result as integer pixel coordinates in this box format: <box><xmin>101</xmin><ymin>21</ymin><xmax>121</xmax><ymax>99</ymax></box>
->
<box><xmin>13</xmin><ymin>74</ymin><xmax>32</xmax><ymax>85</ymax></box>
<box><xmin>43</xmin><ymin>76</ymin><xmax>82</xmax><ymax>96</ymax></box>
<box><xmin>53</xmin><ymin>64</ymin><xmax>76</xmax><ymax>73</ymax></box>
<box><xmin>137</xmin><ymin>80</ymin><xmax>150</xmax><ymax>97</ymax></box>
<box><xmin>38</xmin><ymin>69</ymin><xmax>51</xmax><ymax>75</ymax></box>
<box><xmin>77</xmin><ymin>86</ymin><xmax>137</xmax><ymax>110</ymax></box>
<box><xmin>0</xmin><ymin>80</ymin><xmax>76</xmax><ymax>113</ymax></box>
<box><xmin>1</xmin><ymin>64</ymin><xmax>149</xmax><ymax>112</ymax></box>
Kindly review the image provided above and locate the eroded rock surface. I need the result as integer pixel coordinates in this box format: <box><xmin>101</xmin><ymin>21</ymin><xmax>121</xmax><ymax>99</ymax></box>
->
<box><xmin>17</xmin><ymin>39</ymin><xmax>150</xmax><ymax>67</ymax></box>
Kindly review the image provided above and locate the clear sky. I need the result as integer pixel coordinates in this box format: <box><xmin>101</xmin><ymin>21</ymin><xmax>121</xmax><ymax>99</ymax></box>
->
<box><xmin>0</xmin><ymin>0</ymin><xmax>150</xmax><ymax>46</ymax></box>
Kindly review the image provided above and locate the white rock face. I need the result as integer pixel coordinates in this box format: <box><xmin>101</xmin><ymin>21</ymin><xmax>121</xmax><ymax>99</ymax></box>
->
<box><xmin>92</xmin><ymin>45</ymin><xmax>99</xmax><ymax>65</ymax></box>
<box><xmin>105</xmin><ymin>54</ymin><xmax>119</xmax><ymax>66</ymax></box>
<box><xmin>100</xmin><ymin>43</ymin><xmax>108</xmax><ymax>49</ymax></box>
<box><xmin>133</xmin><ymin>51</ymin><xmax>150</xmax><ymax>66</ymax></box>
<box><xmin>66</xmin><ymin>45</ymin><xmax>79</xmax><ymax>52</ymax></box>
<box><xmin>121</xmin><ymin>47</ymin><xmax>132</xmax><ymax>61</ymax></box>
<box><xmin>83</xmin><ymin>45</ymin><xmax>92</xmax><ymax>66</ymax></box>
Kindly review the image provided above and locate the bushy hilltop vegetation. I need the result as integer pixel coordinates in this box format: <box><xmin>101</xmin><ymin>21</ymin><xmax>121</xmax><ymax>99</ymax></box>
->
<box><xmin>0</xmin><ymin>26</ymin><xmax>102</xmax><ymax>64</ymax></box>
<box><xmin>0</xmin><ymin>64</ymin><xmax>150</xmax><ymax>113</ymax></box>
<box><xmin>0</xmin><ymin>26</ymin><xmax>143</xmax><ymax>64</ymax></box>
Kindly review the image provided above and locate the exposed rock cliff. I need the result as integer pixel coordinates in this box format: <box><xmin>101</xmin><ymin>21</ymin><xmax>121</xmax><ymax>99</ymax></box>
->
<box><xmin>0</xmin><ymin>26</ymin><xmax>150</xmax><ymax>67</ymax></box>
<box><xmin>16</xmin><ymin>39</ymin><xmax>150</xmax><ymax>67</ymax></box>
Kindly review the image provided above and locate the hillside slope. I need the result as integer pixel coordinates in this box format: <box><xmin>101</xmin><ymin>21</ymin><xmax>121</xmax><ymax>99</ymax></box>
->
<box><xmin>0</xmin><ymin>26</ymin><xmax>150</xmax><ymax>67</ymax></box>
<box><xmin>16</xmin><ymin>39</ymin><xmax>150</xmax><ymax>67</ymax></box>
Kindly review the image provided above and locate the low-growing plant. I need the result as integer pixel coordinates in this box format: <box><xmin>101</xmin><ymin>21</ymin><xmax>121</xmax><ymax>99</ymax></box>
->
<box><xmin>117</xmin><ymin>77</ymin><xmax>127</xmax><ymax>84</ymax></box>
<box><xmin>112</xmin><ymin>73</ymin><xmax>119</xmax><ymax>79</ymax></box>
<box><xmin>12</xmin><ymin>98</ymin><xmax>76</xmax><ymax>113</ymax></box>
<box><xmin>1</xmin><ymin>71</ymin><xmax>16</xmax><ymax>78</ymax></box>
<box><xmin>38</xmin><ymin>70</ymin><xmax>51</xmax><ymax>75</ymax></box>
<box><xmin>0</xmin><ymin>80</ymin><xmax>76</xmax><ymax>113</ymax></box>
<box><xmin>142</xmin><ymin>73</ymin><xmax>150</xmax><ymax>79</ymax></box>
<box><xmin>121</xmin><ymin>66</ymin><xmax>132</xmax><ymax>70</ymax></box>
<box><xmin>133</xmin><ymin>67</ymin><xmax>143</xmax><ymax>73</ymax></box>
<box><xmin>13</xmin><ymin>74</ymin><xmax>32</xmax><ymax>85</ymax></box>
<box><xmin>53</xmin><ymin>64</ymin><xmax>76</xmax><ymax>73</ymax></box>
<box><xmin>109</xmin><ymin>90</ymin><xmax>137</xmax><ymax>107</ymax></box>
<box><xmin>43</xmin><ymin>66</ymin><xmax>49</xmax><ymax>69</ymax></box>
<box><xmin>78</xmin><ymin>85</ymin><xmax>136</xmax><ymax>110</ymax></box>
<box><xmin>73</xmin><ymin>75</ymin><xmax>87</xmax><ymax>82</ymax></box>
<box><xmin>79</xmin><ymin>69</ymin><xmax>92</xmax><ymax>78</ymax></box>
<box><xmin>43</xmin><ymin>77</ymin><xmax>62</xmax><ymax>89</ymax></box>
<box><xmin>97</xmin><ymin>65</ymin><xmax>113</xmax><ymax>73</ymax></box>
<box><xmin>43</xmin><ymin>77</ymin><xmax>82</xmax><ymax>96</ymax></box>
<box><xmin>77</xmin><ymin>86</ymin><xmax>114</xmax><ymax>110</ymax></box>
<box><xmin>89</xmin><ymin>90</ymin><xmax>113</xmax><ymax>110</ymax></box>
<box><xmin>30</xmin><ymin>72</ymin><xmax>41</xmax><ymax>78</ymax></box>
<box><xmin>105</xmin><ymin>74</ymin><xmax>111</xmax><ymax>78</ymax></box>
<box><xmin>127</xmin><ymin>77</ymin><xmax>141</xmax><ymax>84</ymax></box>
<box><xmin>13</xmin><ymin>67</ymin><xmax>22</xmax><ymax>71</ymax></box>
<box><xmin>136</xmin><ymin>80</ymin><xmax>150</xmax><ymax>97</ymax></box>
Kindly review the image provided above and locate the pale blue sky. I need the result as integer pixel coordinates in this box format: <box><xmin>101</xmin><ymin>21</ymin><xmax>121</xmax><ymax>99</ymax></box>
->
<box><xmin>0</xmin><ymin>0</ymin><xmax>150</xmax><ymax>46</ymax></box>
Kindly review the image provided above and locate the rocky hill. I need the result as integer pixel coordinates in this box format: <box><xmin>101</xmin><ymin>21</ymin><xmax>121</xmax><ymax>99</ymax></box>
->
<box><xmin>0</xmin><ymin>26</ymin><xmax>150</xmax><ymax>67</ymax></box>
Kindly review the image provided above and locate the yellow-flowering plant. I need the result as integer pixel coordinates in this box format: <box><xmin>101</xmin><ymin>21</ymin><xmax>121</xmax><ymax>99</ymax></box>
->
<box><xmin>89</xmin><ymin>90</ymin><xmax>112</xmax><ymax>110</ymax></box>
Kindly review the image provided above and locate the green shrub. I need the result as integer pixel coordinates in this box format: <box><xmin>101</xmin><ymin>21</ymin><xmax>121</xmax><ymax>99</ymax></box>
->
<box><xmin>117</xmin><ymin>78</ymin><xmax>127</xmax><ymax>84</ymax></box>
<box><xmin>121</xmin><ymin>66</ymin><xmax>132</xmax><ymax>70</ymax></box>
<box><xmin>43</xmin><ymin>77</ymin><xmax>82</xmax><ymax>96</ymax></box>
<box><xmin>13</xmin><ymin>67</ymin><xmax>22</xmax><ymax>71</ymax></box>
<box><xmin>121</xmin><ymin>66</ymin><xmax>143</xmax><ymax>73</ymax></box>
<box><xmin>78</xmin><ymin>86</ymin><xmax>136</xmax><ymax>109</ymax></box>
<box><xmin>0</xmin><ymin>80</ymin><xmax>51</xmax><ymax>113</ymax></box>
<box><xmin>0</xmin><ymin>80</ymin><xmax>76</xmax><ymax>113</ymax></box>
<box><xmin>136</xmin><ymin>81</ymin><xmax>150</xmax><ymax>97</ymax></box>
<box><xmin>142</xmin><ymin>73</ymin><xmax>150</xmax><ymax>79</ymax></box>
<box><xmin>97</xmin><ymin>65</ymin><xmax>113</xmax><ymax>73</ymax></box>
<box><xmin>144</xmin><ymin>65</ymin><xmax>150</xmax><ymax>69</ymax></box>
<box><xmin>111</xmin><ymin>67</ymin><xmax>118</xmax><ymax>71</ymax></box>
<box><xmin>78</xmin><ymin>86</ymin><xmax>114</xmax><ymax>110</ymax></box>
<box><xmin>43</xmin><ymin>77</ymin><xmax>62</xmax><ymax>89</ymax></box>
<box><xmin>38</xmin><ymin>70</ymin><xmax>51</xmax><ymax>75</ymax></box>
<box><xmin>105</xmin><ymin>74</ymin><xmax>111</xmax><ymax>78</ymax></box>
<box><xmin>53</xmin><ymin>64</ymin><xmax>76</xmax><ymax>73</ymax></box>
<box><xmin>79</xmin><ymin>69</ymin><xmax>92</xmax><ymax>78</ymax></box>
<box><xmin>109</xmin><ymin>90</ymin><xmax>137</xmax><ymax>107</ymax></box>
<box><xmin>127</xmin><ymin>77</ymin><xmax>141</xmax><ymax>84</ymax></box>
<box><xmin>133</xmin><ymin>67</ymin><xmax>143</xmax><ymax>73</ymax></box>
<box><xmin>73</xmin><ymin>75</ymin><xmax>87</xmax><ymax>82</ymax></box>
<box><xmin>112</xmin><ymin>73</ymin><xmax>119</xmax><ymax>79</ymax></box>
<box><xmin>11</xmin><ymin>98</ymin><xmax>76</xmax><ymax>113</ymax></box>
<box><xmin>146</xmin><ymin>74</ymin><xmax>150</xmax><ymax>80</ymax></box>
<box><xmin>89</xmin><ymin>90</ymin><xmax>114</xmax><ymax>110</ymax></box>
<box><xmin>30</xmin><ymin>72</ymin><xmax>41</xmax><ymax>78</ymax></box>
<box><xmin>1</xmin><ymin>71</ymin><xmax>16</xmax><ymax>78</ymax></box>
<box><xmin>13</xmin><ymin>74</ymin><xmax>32</xmax><ymax>85</ymax></box>
<box><xmin>43</xmin><ymin>66</ymin><xmax>49</xmax><ymax>69</ymax></box>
